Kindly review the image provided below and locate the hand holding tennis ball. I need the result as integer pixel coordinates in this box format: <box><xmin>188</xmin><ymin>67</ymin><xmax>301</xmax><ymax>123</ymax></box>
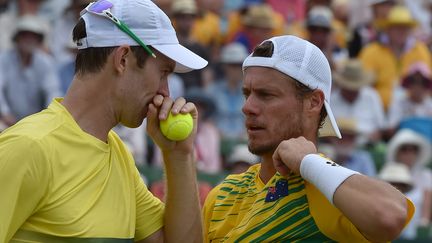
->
<box><xmin>160</xmin><ymin>112</ymin><xmax>193</xmax><ymax>141</ymax></box>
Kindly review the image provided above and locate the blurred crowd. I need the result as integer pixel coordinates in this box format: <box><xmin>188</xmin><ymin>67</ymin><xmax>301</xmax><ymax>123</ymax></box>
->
<box><xmin>0</xmin><ymin>0</ymin><xmax>432</xmax><ymax>240</ymax></box>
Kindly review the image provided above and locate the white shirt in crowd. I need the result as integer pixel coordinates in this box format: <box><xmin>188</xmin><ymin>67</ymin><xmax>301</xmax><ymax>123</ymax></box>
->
<box><xmin>388</xmin><ymin>91</ymin><xmax>432</xmax><ymax>128</ymax></box>
<box><xmin>331</xmin><ymin>86</ymin><xmax>386</xmax><ymax>144</ymax></box>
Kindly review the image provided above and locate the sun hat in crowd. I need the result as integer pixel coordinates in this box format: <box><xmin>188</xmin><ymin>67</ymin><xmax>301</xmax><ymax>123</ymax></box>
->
<box><xmin>13</xmin><ymin>15</ymin><xmax>48</xmax><ymax>39</ymax></box>
<box><xmin>306</xmin><ymin>6</ymin><xmax>333</xmax><ymax>30</ymax></box>
<box><xmin>227</xmin><ymin>144</ymin><xmax>260</xmax><ymax>165</ymax></box>
<box><xmin>242</xmin><ymin>4</ymin><xmax>276</xmax><ymax>29</ymax></box>
<box><xmin>387</xmin><ymin>129</ymin><xmax>432</xmax><ymax>167</ymax></box>
<box><xmin>172</xmin><ymin>0</ymin><xmax>198</xmax><ymax>16</ymax></box>
<box><xmin>336</xmin><ymin>118</ymin><xmax>358</xmax><ymax>135</ymax></box>
<box><xmin>243</xmin><ymin>35</ymin><xmax>342</xmax><ymax>138</ymax></box>
<box><xmin>333</xmin><ymin>59</ymin><xmax>374</xmax><ymax>91</ymax></box>
<box><xmin>401</xmin><ymin>62</ymin><xmax>432</xmax><ymax>89</ymax></box>
<box><xmin>382</xmin><ymin>5</ymin><xmax>417</xmax><ymax>28</ymax></box>
<box><xmin>77</xmin><ymin>0</ymin><xmax>207</xmax><ymax>73</ymax></box>
<box><xmin>379</xmin><ymin>162</ymin><xmax>413</xmax><ymax>188</ymax></box>
<box><xmin>220</xmin><ymin>43</ymin><xmax>249</xmax><ymax>64</ymax></box>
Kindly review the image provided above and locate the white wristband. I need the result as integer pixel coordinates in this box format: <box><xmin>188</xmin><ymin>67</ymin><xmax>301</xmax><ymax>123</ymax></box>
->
<box><xmin>300</xmin><ymin>154</ymin><xmax>360</xmax><ymax>205</ymax></box>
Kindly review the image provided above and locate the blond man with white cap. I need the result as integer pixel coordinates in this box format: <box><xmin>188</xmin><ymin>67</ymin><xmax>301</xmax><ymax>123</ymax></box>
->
<box><xmin>0</xmin><ymin>0</ymin><xmax>207</xmax><ymax>242</ymax></box>
<box><xmin>203</xmin><ymin>35</ymin><xmax>414</xmax><ymax>242</ymax></box>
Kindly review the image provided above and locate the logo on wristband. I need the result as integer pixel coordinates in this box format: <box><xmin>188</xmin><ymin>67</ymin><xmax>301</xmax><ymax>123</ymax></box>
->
<box><xmin>326</xmin><ymin>161</ymin><xmax>339</xmax><ymax>167</ymax></box>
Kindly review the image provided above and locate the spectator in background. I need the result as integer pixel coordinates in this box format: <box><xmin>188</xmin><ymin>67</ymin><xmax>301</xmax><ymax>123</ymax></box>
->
<box><xmin>0</xmin><ymin>15</ymin><xmax>60</xmax><ymax>125</ymax></box>
<box><xmin>230</xmin><ymin>4</ymin><xmax>278</xmax><ymax>52</ymax></box>
<box><xmin>50</xmin><ymin>0</ymin><xmax>91</xmax><ymax>65</ymax></box>
<box><xmin>331</xmin><ymin>59</ymin><xmax>386</xmax><ymax>145</ymax></box>
<box><xmin>266</xmin><ymin>0</ymin><xmax>306</xmax><ymax>23</ymax></box>
<box><xmin>348</xmin><ymin>0</ymin><xmax>396</xmax><ymax>57</ymax></box>
<box><xmin>386</xmin><ymin>129</ymin><xmax>432</xmax><ymax>229</ymax></box>
<box><xmin>359</xmin><ymin>5</ymin><xmax>432</xmax><ymax>111</ymax></box>
<box><xmin>0</xmin><ymin>0</ymin><xmax>48</xmax><ymax>51</ymax></box>
<box><xmin>305</xmin><ymin>6</ymin><xmax>348</xmax><ymax>69</ymax></box>
<box><xmin>388</xmin><ymin>62</ymin><xmax>432</xmax><ymax>131</ymax></box>
<box><xmin>185</xmin><ymin>89</ymin><xmax>221</xmax><ymax>174</ymax></box>
<box><xmin>207</xmin><ymin>43</ymin><xmax>248</xmax><ymax>140</ymax></box>
<box><xmin>226</xmin><ymin>144</ymin><xmax>259</xmax><ymax>174</ymax></box>
<box><xmin>328</xmin><ymin>118</ymin><xmax>377</xmax><ymax>177</ymax></box>
<box><xmin>193</xmin><ymin>0</ymin><xmax>222</xmax><ymax>57</ymax></box>
<box><xmin>171</xmin><ymin>0</ymin><xmax>211</xmax><ymax>89</ymax></box>
<box><xmin>379</xmin><ymin>162</ymin><xmax>421</xmax><ymax>240</ymax></box>
<box><xmin>225</xmin><ymin>2</ymin><xmax>284</xmax><ymax>45</ymax></box>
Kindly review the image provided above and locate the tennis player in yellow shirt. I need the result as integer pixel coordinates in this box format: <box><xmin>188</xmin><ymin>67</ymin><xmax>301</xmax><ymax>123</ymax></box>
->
<box><xmin>203</xmin><ymin>35</ymin><xmax>415</xmax><ymax>242</ymax></box>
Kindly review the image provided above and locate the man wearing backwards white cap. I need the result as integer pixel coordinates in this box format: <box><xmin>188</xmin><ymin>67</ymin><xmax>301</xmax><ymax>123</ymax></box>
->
<box><xmin>0</xmin><ymin>0</ymin><xmax>207</xmax><ymax>242</ymax></box>
<box><xmin>203</xmin><ymin>35</ymin><xmax>414</xmax><ymax>242</ymax></box>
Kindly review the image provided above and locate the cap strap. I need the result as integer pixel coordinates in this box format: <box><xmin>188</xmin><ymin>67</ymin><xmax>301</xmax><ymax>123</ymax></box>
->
<box><xmin>76</xmin><ymin>37</ymin><xmax>89</xmax><ymax>49</ymax></box>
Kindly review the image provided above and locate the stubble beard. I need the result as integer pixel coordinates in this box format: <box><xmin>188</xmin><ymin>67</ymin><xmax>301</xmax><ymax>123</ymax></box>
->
<box><xmin>248</xmin><ymin>114</ymin><xmax>304</xmax><ymax>156</ymax></box>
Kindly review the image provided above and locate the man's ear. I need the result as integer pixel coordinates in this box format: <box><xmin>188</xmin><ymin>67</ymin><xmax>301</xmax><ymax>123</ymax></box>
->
<box><xmin>112</xmin><ymin>45</ymin><xmax>131</xmax><ymax>74</ymax></box>
<box><xmin>304</xmin><ymin>89</ymin><xmax>325</xmax><ymax>117</ymax></box>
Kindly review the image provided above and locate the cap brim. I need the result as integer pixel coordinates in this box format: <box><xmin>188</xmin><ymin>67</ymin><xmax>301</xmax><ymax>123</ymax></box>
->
<box><xmin>152</xmin><ymin>44</ymin><xmax>208</xmax><ymax>73</ymax></box>
<box><xmin>319</xmin><ymin>100</ymin><xmax>342</xmax><ymax>139</ymax></box>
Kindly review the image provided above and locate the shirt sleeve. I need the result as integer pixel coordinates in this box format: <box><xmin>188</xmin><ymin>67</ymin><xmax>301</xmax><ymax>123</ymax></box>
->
<box><xmin>0</xmin><ymin>135</ymin><xmax>50</xmax><ymax>242</ymax></box>
<box><xmin>134</xmin><ymin>166</ymin><xmax>165</xmax><ymax>241</ymax></box>
<box><xmin>305</xmin><ymin>181</ymin><xmax>370</xmax><ymax>243</ymax></box>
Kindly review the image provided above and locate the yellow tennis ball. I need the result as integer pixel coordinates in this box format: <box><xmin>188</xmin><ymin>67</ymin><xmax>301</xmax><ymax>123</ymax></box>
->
<box><xmin>160</xmin><ymin>112</ymin><xmax>193</xmax><ymax>141</ymax></box>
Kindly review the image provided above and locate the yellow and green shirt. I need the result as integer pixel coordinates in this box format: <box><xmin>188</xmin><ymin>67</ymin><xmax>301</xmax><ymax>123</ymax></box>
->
<box><xmin>203</xmin><ymin>164</ymin><xmax>410</xmax><ymax>242</ymax></box>
<box><xmin>0</xmin><ymin>98</ymin><xmax>164</xmax><ymax>242</ymax></box>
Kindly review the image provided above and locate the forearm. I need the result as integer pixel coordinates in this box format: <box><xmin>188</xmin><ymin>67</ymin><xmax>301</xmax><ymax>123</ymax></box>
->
<box><xmin>334</xmin><ymin>174</ymin><xmax>408</xmax><ymax>242</ymax></box>
<box><xmin>162</xmin><ymin>151</ymin><xmax>202</xmax><ymax>243</ymax></box>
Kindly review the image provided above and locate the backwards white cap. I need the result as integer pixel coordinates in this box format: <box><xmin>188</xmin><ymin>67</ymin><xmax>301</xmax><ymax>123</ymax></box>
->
<box><xmin>242</xmin><ymin>35</ymin><xmax>342</xmax><ymax>138</ymax></box>
<box><xmin>77</xmin><ymin>0</ymin><xmax>208</xmax><ymax>73</ymax></box>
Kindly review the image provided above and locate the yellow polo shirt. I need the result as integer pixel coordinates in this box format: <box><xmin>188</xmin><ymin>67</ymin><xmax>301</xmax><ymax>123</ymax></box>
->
<box><xmin>0</xmin><ymin>98</ymin><xmax>164</xmax><ymax>242</ymax></box>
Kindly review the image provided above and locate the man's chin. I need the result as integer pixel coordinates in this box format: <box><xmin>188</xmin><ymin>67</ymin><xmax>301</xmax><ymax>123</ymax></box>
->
<box><xmin>248</xmin><ymin>143</ymin><xmax>276</xmax><ymax>156</ymax></box>
<box><xmin>120</xmin><ymin>118</ymin><xmax>144</xmax><ymax>129</ymax></box>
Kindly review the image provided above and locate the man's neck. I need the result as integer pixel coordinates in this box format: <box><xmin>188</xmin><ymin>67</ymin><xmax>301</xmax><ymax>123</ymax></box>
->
<box><xmin>259</xmin><ymin>154</ymin><xmax>278</xmax><ymax>184</ymax></box>
<box><xmin>62</xmin><ymin>75</ymin><xmax>117</xmax><ymax>143</ymax></box>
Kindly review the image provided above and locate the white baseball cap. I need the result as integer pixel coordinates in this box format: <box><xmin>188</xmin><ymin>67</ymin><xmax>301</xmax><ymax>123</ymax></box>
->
<box><xmin>13</xmin><ymin>15</ymin><xmax>49</xmax><ymax>38</ymax></box>
<box><xmin>220</xmin><ymin>43</ymin><xmax>249</xmax><ymax>64</ymax></box>
<box><xmin>227</xmin><ymin>144</ymin><xmax>260</xmax><ymax>165</ymax></box>
<box><xmin>243</xmin><ymin>35</ymin><xmax>342</xmax><ymax>138</ymax></box>
<box><xmin>77</xmin><ymin>0</ymin><xmax>208</xmax><ymax>73</ymax></box>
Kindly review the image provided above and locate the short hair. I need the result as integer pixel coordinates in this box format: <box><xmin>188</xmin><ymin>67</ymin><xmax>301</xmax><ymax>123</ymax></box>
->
<box><xmin>251</xmin><ymin>41</ymin><xmax>327</xmax><ymax>129</ymax></box>
<box><xmin>72</xmin><ymin>18</ymin><xmax>152</xmax><ymax>75</ymax></box>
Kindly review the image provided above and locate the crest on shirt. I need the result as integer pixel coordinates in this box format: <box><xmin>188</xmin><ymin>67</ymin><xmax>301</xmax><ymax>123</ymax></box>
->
<box><xmin>265</xmin><ymin>179</ymin><xmax>289</xmax><ymax>202</ymax></box>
